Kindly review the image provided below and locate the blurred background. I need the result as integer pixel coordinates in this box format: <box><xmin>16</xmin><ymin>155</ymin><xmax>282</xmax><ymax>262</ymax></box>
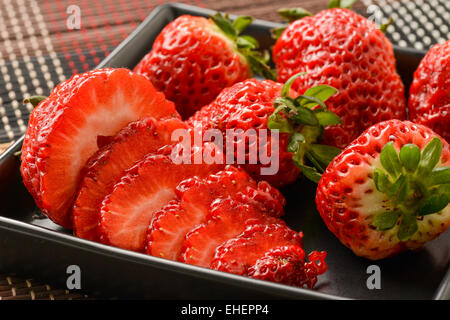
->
<box><xmin>0</xmin><ymin>0</ymin><xmax>449</xmax><ymax>300</ymax></box>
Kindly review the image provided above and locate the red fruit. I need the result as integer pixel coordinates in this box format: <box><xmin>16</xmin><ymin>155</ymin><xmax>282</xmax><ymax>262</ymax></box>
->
<box><xmin>273</xmin><ymin>8</ymin><xmax>406</xmax><ymax>149</ymax></box>
<box><xmin>146</xmin><ymin>166</ymin><xmax>286</xmax><ymax>260</ymax></box>
<box><xmin>134</xmin><ymin>14</ymin><xmax>273</xmax><ymax>119</ymax></box>
<box><xmin>73</xmin><ymin>117</ymin><xmax>187</xmax><ymax>241</ymax></box>
<box><xmin>188</xmin><ymin>79</ymin><xmax>300</xmax><ymax>187</ymax></box>
<box><xmin>99</xmin><ymin>144</ymin><xmax>224</xmax><ymax>252</ymax></box>
<box><xmin>179</xmin><ymin>197</ymin><xmax>284</xmax><ymax>267</ymax></box>
<box><xmin>210</xmin><ymin>224</ymin><xmax>303</xmax><ymax>275</ymax></box>
<box><xmin>409</xmin><ymin>40</ymin><xmax>450</xmax><ymax>142</ymax></box>
<box><xmin>21</xmin><ymin>68</ymin><xmax>178</xmax><ymax>228</ymax></box>
<box><xmin>248</xmin><ymin>246</ymin><xmax>327</xmax><ymax>289</ymax></box>
<box><xmin>316</xmin><ymin>120</ymin><xmax>450</xmax><ymax>260</ymax></box>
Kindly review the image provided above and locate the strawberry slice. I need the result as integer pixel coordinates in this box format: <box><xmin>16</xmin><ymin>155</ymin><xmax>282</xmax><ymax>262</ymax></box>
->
<box><xmin>99</xmin><ymin>144</ymin><xmax>223</xmax><ymax>252</ymax></box>
<box><xmin>73</xmin><ymin>117</ymin><xmax>187</xmax><ymax>241</ymax></box>
<box><xmin>247</xmin><ymin>246</ymin><xmax>327</xmax><ymax>289</ymax></box>
<box><xmin>210</xmin><ymin>224</ymin><xmax>303</xmax><ymax>275</ymax></box>
<box><xmin>179</xmin><ymin>197</ymin><xmax>284</xmax><ymax>267</ymax></box>
<box><xmin>21</xmin><ymin>68</ymin><xmax>179</xmax><ymax>228</ymax></box>
<box><xmin>146</xmin><ymin>166</ymin><xmax>286</xmax><ymax>260</ymax></box>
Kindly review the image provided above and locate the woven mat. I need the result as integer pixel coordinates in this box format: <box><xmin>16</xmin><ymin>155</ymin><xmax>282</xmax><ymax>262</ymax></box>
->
<box><xmin>0</xmin><ymin>0</ymin><xmax>448</xmax><ymax>300</ymax></box>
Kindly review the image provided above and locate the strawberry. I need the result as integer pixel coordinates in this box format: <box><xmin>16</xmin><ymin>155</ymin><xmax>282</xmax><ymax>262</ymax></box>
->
<box><xmin>146</xmin><ymin>166</ymin><xmax>286</xmax><ymax>260</ymax></box>
<box><xmin>248</xmin><ymin>246</ymin><xmax>327</xmax><ymax>289</ymax></box>
<box><xmin>210</xmin><ymin>223</ymin><xmax>303</xmax><ymax>275</ymax></box>
<box><xmin>134</xmin><ymin>14</ymin><xmax>274</xmax><ymax>119</ymax></box>
<box><xmin>98</xmin><ymin>143</ymin><xmax>224</xmax><ymax>252</ymax></box>
<box><xmin>179</xmin><ymin>197</ymin><xmax>284</xmax><ymax>267</ymax></box>
<box><xmin>188</xmin><ymin>77</ymin><xmax>340</xmax><ymax>186</ymax></box>
<box><xmin>316</xmin><ymin>120</ymin><xmax>450</xmax><ymax>260</ymax></box>
<box><xmin>409</xmin><ymin>40</ymin><xmax>450</xmax><ymax>142</ymax></box>
<box><xmin>21</xmin><ymin>68</ymin><xmax>178</xmax><ymax>228</ymax></box>
<box><xmin>272</xmin><ymin>3</ymin><xmax>406</xmax><ymax>149</ymax></box>
<box><xmin>73</xmin><ymin>117</ymin><xmax>187</xmax><ymax>241</ymax></box>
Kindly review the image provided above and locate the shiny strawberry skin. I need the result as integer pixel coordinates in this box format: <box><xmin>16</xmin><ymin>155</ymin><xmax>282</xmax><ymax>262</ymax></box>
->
<box><xmin>210</xmin><ymin>223</ymin><xmax>303</xmax><ymax>275</ymax></box>
<box><xmin>188</xmin><ymin>79</ymin><xmax>300</xmax><ymax>187</ymax></box>
<box><xmin>409</xmin><ymin>40</ymin><xmax>450</xmax><ymax>142</ymax></box>
<box><xmin>134</xmin><ymin>15</ymin><xmax>250</xmax><ymax>119</ymax></box>
<box><xmin>316</xmin><ymin>120</ymin><xmax>450</xmax><ymax>260</ymax></box>
<box><xmin>179</xmin><ymin>197</ymin><xmax>284</xmax><ymax>267</ymax></box>
<box><xmin>146</xmin><ymin>166</ymin><xmax>286</xmax><ymax>260</ymax></box>
<box><xmin>248</xmin><ymin>246</ymin><xmax>327</xmax><ymax>289</ymax></box>
<box><xmin>273</xmin><ymin>8</ymin><xmax>406</xmax><ymax>149</ymax></box>
<box><xmin>21</xmin><ymin>68</ymin><xmax>178</xmax><ymax>228</ymax></box>
<box><xmin>73</xmin><ymin>117</ymin><xmax>187</xmax><ymax>241</ymax></box>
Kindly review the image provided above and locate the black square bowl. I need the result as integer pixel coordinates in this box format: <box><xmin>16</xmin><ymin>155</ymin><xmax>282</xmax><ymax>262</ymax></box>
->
<box><xmin>0</xmin><ymin>3</ymin><xmax>448</xmax><ymax>300</ymax></box>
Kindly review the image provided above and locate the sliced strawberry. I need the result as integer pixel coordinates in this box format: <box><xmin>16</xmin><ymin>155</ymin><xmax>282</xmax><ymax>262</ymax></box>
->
<box><xmin>21</xmin><ymin>68</ymin><xmax>179</xmax><ymax>228</ymax></box>
<box><xmin>73</xmin><ymin>117</ymin><xmax>187</xmax><ymax>241</ymax></box>
<box><xmin>99</xmin><ymin>144</ymin><xmax>224</xmax><ymax>252</ymax></box>
<box><xmin>210</xmin><ymin>224</ymin><xmax>303</xmax><ymax>275</ymax></box>
<box><xmin>179</xmin><ymin>197</ymin><xmax>284</xmax><ymax>267</ymax></box>
<box><xmin>146</xmin><ymin>166</ymin><xmax>257</xmax><ymax>260</ymax></box>
<box><xmin>247</xmin><ymin>246</ymin><xmax>327</xmax><ymax>289</ymax></box>
<box><xmin>146</xmin><ymin>166</ymin><xmax>286</xmax><ymax>260</ymax></box>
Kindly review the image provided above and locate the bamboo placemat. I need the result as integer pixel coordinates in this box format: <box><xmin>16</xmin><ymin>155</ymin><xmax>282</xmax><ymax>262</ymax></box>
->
<box><xmin>0</xmin><ymin>0</ymin><xmax>448</xmax><ymax>300</ymax></box>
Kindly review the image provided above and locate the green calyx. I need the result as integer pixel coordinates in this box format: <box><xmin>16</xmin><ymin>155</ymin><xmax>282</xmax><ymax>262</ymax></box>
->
<box><xmin>23</xmin><ymin>95</ymin><xmax>47</xmax><ymax>108</ymax></box>
<box><xmin>372</xmin><ymin>138</ymin><xmax>450</xmax><ymax>241</ymax></box>
<box><xmin>210</xmin><ymin>13</ymin><xmax>276</xmax><ymax>80</ymax></box>
<box><xmin>379</xmin><ymin>17</ymin><xmax>393</xmax><ymax>33</ymax></box>
<box><xmin>328</xmin><ymin>0</ymin><xmax>358</xmax><ymax>9</ymax></box>
<box><xmin>267</xmin><ymin>73</ymin><xmax>341</xmax><ymax>183</ymax></box>
<box><xmin>271</xmin><ymin>7</ymin><xmax>312</xmax><ymax>40</ymax></box>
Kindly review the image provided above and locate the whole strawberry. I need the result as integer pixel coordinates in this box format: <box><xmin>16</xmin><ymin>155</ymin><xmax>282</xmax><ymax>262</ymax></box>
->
<box><xmin>272</xmin><ymin>2</ymin><xmax>406</xmax><ymax>149</ymax></box>
<box><xmin>316</xmin><ymin>120</ymin><xmax>450</xmax><ymax>260</ymax></box>
<box><xmin>409</xmin><ymin>40</ymin><xmax>450</xmax><ymax>142</ymax></box>
<box><xmin>188</xmin><ymin>75</ymin><xmax>341</xmax><ymax>187</ymax></box>
<box><xmin>134</xmin><ymin>14</ymin><xmax>273</xmax><ymax>119</ymax></box>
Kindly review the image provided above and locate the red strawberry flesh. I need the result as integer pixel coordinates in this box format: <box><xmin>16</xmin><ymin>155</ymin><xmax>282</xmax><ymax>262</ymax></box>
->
<box><xmin>21</xmin><ymin>68</ymin><xmax>178</xmax><ymax>228</ymax></box>
<box><xmin>73</xmin><ymin>117</ymin><xmax>187</xmax><ymax>241</ymax></box>
<box><xmin>99</xmin><ymin>145</ymin><xmax>223</xmax><ymax>252</ymax></box>
<box><xmin>179</xmin><ymin>197</ymin><xmax>284</xmax><ymax>267</ymax></box>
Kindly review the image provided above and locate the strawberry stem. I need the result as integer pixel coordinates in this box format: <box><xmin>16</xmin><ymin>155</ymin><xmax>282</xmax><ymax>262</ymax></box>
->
<box><xmin>23</xmin><ymin>95</ymin><xmax>47</xmax><ymax>108</ymax></box>
<box><xmin>372</xmin><ymin>138</ymin><xmax>450</xmax><ymax>241</ymax></box>
<box><xmin>328</xmin><ymin>0</ymin><xmax>358</xmax><ymax>9</ymax></box>
<box><xmin>267</xmin><ymin>73</ymin><xmax>341</xmax><ymax>183</ymax></box>
<box><xmin>210</xmin><ymin>12</ymin><xmax>276</xmax><ymax>80</ymax></box>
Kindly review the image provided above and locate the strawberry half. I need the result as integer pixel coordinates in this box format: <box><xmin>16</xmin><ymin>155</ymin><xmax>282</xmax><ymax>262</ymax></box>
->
<box><xmin>99</xmin><ymin>143</ymin><xmax>224</xmax><ymax>252</ymax></box>
<box><xmin>146</xmin><ymin>166</ymin><xmax>286</xmax><ymax>260</ymax></box>
<box><xmin>210</xmin><ymin>223</ymin><xmax>303</xmax><ymax>275</ymax></box>
<box><xmin>316</xmin><ymin>120</ymin><xmax>450</xmax><ymax>260</ymax></box>
<box><xmin>21</xmin><ymin>68</ymin><xmax>178</xmax><ymax>228</ymax></box>
<box><xmin>179</xmin><ymin>197</ymin><xmax>284</xmax><ymax>267</ymax></box>
<box><xmin>73</xmin><ymin>117</ymin><xmax>187</xmax><ymax>241</ymax></box>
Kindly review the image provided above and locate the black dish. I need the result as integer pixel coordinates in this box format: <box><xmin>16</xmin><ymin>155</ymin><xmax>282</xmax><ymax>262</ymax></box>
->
<box><xmin>0</xmin><ymin>3</ymin><xmax>448</xmax><ymax>300</ymax></box>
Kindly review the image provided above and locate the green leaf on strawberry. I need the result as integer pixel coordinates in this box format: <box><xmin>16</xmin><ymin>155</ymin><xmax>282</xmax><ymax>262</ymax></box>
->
<box><xmin>372</xmin><ymin>137</ymin><xmax>450</xmax><ymax>241</ymax></box>
<box><xmin>210</xmin><ymin>13</ymin><xmax>276</xmax><ymax>80</ymax></box>
<box><xmin>268</xmin><ymin>72</ymin><xmax>341</xmax><ymax>183</ymax></box>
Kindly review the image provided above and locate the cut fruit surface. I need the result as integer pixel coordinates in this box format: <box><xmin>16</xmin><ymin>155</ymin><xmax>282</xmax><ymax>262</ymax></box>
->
<box><xmin>210</xmin><ymin>223</ymin><xmax>303</xmax><ymax>275</ymax></box>
<box><xmin>146</xmin><ymin>166</ymin><xmax>286</xmax><ymax>260</ymax></box>
<box><xmin>99</xmin><ymin>145</ymin><xmax>223</xmax><ymax>252</ymax></box>
<box><xmin>179</xmin><ymin>197</ymin><xmax>284</xmax><ymax>267</ymax></box>
<box><xmin>73</xmin><ymin>117</ymin><xmax>187</xmax><ymax>241</ymax></box>
<box><xmin>21</xmin><ymin>68</ymin><xmax>179</xmax><ymax>228</ymax></box>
